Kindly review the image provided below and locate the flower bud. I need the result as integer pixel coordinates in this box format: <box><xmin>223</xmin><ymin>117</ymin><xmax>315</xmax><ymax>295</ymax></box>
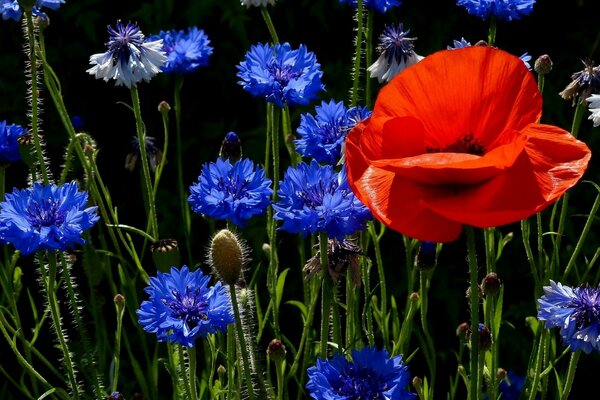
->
<box><xmin>534</xmin><ymin>54</ymin><xmax>553</xmax><ymax>75</ymax></box>
<box><xmin>107</xmin><ymin>392</ymin><xmax>125</xmax><ymax>400</ymax></box>
<box><xmin>412</xmin><ymin>376</ymin><xmax>423</xmax><ymax>388</ymax></box>
<box><xmin>217</xmin><ymin>364</ymin><xmax>226</xmax><ymax>376</ymax></box>
<box><xmin>267</xmin><ymin>338</ymin><xmax>287</xmax><ymax>362</ymax></box>
<box><xmin>497</xmin><ymin>368</ymin><xmax>507</xmax><ymax>380</ymax></box>
<box><xmin>410</xmin><ymin>292</ymin><xmax>420</xmax><ymax>302</ymax></box>
<box><xmin>219</xmin><ymin>132</ymin><xmax>242</xmax><ymax>163</ymax></box>
<box><xmin>456</xmin><ymin>322</ymin><xmax>470</xmax><ymax>341</ymax></box>
<box><xmin>210</xmin><ymin>229</ymin><xmax>245</xmax><ymax>285</ymax></box>
<box><xmin>469</xmin><ymin>323</ymin><xmax>492</xmax><ymax>351</ymax></box>
<box><xmin>481</xmin><ymin>272</ymin><xmax>501</xmax><ymax>297</ymax></box>
<box><xmin>158</xmin><ymin>100</ymin><xmax>171</xmax><ymax>114</ymax></box>
<box><xmin>150</xmin><ymin>239</ymin><xmax>180</xmax><ymax>273</ymax></box>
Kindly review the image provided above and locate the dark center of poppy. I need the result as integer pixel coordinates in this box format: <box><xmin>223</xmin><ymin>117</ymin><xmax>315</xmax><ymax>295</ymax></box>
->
<box><xmin>426</xmin><ymin>133</ymin><xmax>485</xmax><ymax>156</ymax></box>
<box><xmin>164</xmin><ymin>287</ymin><xmax>209</xmax><ymax>328</ymax></box>
<box><xmin>332</xmin><ymin>365</ymin><xmax>388</xmax><ymax>398</ymax></box>
<box><xmin>569</xmin><ymin>287</ymin><xmax>600</xmax><ymax>329</ymax></box>
<box><xmin>27</xmin><ymin>200</ymin><xmax>65</xmax><ymax>228</ymax></box>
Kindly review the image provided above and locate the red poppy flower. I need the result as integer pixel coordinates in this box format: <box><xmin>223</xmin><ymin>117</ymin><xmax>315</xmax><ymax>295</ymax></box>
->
<box><xmin>345</xmin><ymin>46</ymin><xmax>591</xmax><ymax>243</ymax></box>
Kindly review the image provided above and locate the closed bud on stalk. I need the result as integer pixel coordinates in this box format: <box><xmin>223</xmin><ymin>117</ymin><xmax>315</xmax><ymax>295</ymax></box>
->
<box><xmin>150</xmin><ymin>239</ymin><xmax>180</xmax><ymax>273</ymax></box>
<box><xmin>209</xmin><ymin>229</ymin><xmax>246</xmax><ymax>285</ymax></box>
<box><xmin>158</xmin><ymin>100</ymin><xmax>171</xmax><ymax>114</ymax></box>
<box><xmin>497</xmin><ymin>368</ymin><xmax>507</xmax><ymax>380</ymax></box>
<box><xmin>481</xmin><ymin>272</ymin><xmax>501</xmax><ymax>296</ymax></box>
<box><xmin>267</xmin><ymin>338</ymin><xmax>286</xmax><ymax>362</ymax></box>
<box><xmin>534</xmin><ymin>54</ymin><xmax>553</xmax><ymax>75</ymax></box>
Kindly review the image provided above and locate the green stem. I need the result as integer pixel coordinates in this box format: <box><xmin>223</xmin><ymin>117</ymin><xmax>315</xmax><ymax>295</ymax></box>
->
<box><xmin>229</xmin><ymin>285</ymin><xmax>256</xmax><ymax>400</ymax></box>
<box><xmin>0</xmin><ymin>167</ymin><xmax>5</xmax><ymax>201</ymax></box>
<box><xmin>368</xmin><ymin>221</ymin><xmax>388</xmax><ymax>344</ymax></box>
<box><xmin>188</xmin><ymin>346</ymin><xmax>198</xmax><ymax>400</ymax></box>
<box><xmin>269</xmin><ymin>105</ymin><xmax>281</xmax><ymax>337</ymax></box>
<box><xmin>260</xmin><ymin>6</ymin><xmax>279</xmax><ymax>44</ymax></box>
<box><xmin>419</xmin><ymin>270</ymin><xmax>436</xmax><ymax>399</ymax></box>
<box><xmin>131</xmin><ymin>86</ymin><xmax>158</xmax><ymax>240</ymax></box>
<box><xmin>319</xmin><ymin>232</ymin><xmax>332</xmax><ymax>359</ymax></box>
<box><xmin>112</xmin><ymin>296</ymin><xmax>125</xmax><ymax>393</ymax></box>
<box><xmin>365</xmin><ymin>12</ymin><xmax>374</xmax><ymax>109</ymax></box>
<box><xmin>350</xmin><ymin>1</ymin><xmax>364</xmax><ymax>107</ymax></box>
<box><xmin>282</xmin><ymin>105</ymin><xmax>298</xmax><ymax>166</ymax></box>
<box><xmin>487</xmin><ymin>17</ymin><xmax>497</xmax><ymax>46</ymax></box>
<box><xmin>274</xmin><ymin>358</ymin><xmax>284</xmax><ymax>400</ymax></box>
<box><xmin>560</xmin><ymin>351</ymin><xmax>580</xmax><ymax>400</ymax></box>
<box><xmin>40</xmin><ymin>252</ymin><xmax>80</xmax><ymax>399</ymax></box>
<box><xmin>527</xmin><ymin>329</ymin><xmax>546</xmax><ymax>400</ymax></box>
<box><xmin>178</xmin><ymin>345</ymin><xmax>193</xmax><ymax>400</ymax></box>
<box><xmin>465</xmin><ymin>226</ymin><xmax>480</xmax><ymax>400</ymax></box>
<box><xmin>25</xmin><ymin>12</ymin><xmax>49</xmax><ymax>184</ymax></box>
<box><xmin>173</xmin><ymin>76</ymin><xmax>193</xmax><ymax>264</ymax></box>
<box><xmin>226</xmin><ymin>325</ymin><xmax>236</xmax><ymax>400</ymax></box>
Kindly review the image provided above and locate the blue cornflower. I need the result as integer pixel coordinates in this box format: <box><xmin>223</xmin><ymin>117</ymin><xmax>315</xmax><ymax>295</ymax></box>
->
<box><xmin>537</xmin><ymin>280</ymin><xmax>600</xmax><ymax>354</ymax></box>
<box><xmin>368</xmin><ymin>23</ymin><xmax>423</xmax><ymax>83</ymax></box>
<box><xmin>87</xmin><ymin>21</ymin><xmax>167</xmax><ymax>88</ymax></box>
<box><xmin>295</xmin><ymin>100</ymin><xmax>371</xmax><ymax>165</ymax></box>
<box><xmin>0</xmin><ymin>182</ymin><xmax>99</xmax><ymax>255</ymax></box>
<box><xmin>188</xmin><ymin>157</ymin><xmax>272</xmax><ymax>227</ymax></box>
<box><xmin>0</xmin><ymin>120</ymin><xmax>27</xmax><ymax>165</ymax></box>
<box><xmin>1</xmin><ymin>0</ymin><xmax>63</xmax><ymax>21</ymax></box>
<box><xmin>237</xmin><ymin>42</ymin><xmax>325</xmax><ymax>108</ymax></box>
<box><xmin>306</xmin><ymin>346</ymin><xmax>416</xmax><ymax>400</ymax></box>
<box><xmin>456</xmin><ymin>0</ymin><xmax>535</xmax><ymax>21</ymax></box>
<box><xmin>137</xmin><ymin>266</ymin><xmax>234</xmax><ymax>348</ymax></box>
<box><xmin>339</xmin><ymin>0</ymin><xmax>402</xmax><ymax>14</ymax></box>
<box><xmin>149</xmin><ymin>27</ymin><xmax>212</xmax><ymax>75</ymax></box>
<box><xmin>447</xmin><ymin>37</ymin><xmax>472</xmax><ymax>49</ymax></box>
<box><xmin>273</xmin><ymin>160</ymin><xmax>371</xmax><ymax>240</ymax></box>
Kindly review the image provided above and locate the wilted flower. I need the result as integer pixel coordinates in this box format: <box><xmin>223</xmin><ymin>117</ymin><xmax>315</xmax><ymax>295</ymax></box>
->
<box><xmin>273</xmin><ymin>161</ymin><xmax>372</xmax><ymax>240</ymax></box>
<box><xmin>345</xmin><ymin>46</ymin><xmax>590</xmax><ymax>242</ymax></box>
<box><xmin>125</xmin><ymin>136</ymin><xmax>162</xmax><ymax>172</ymax></box>
<box><xmin>237</xmin><ymin>42</ymin><xmax>324</xmax><ymax>107</ymax></box>
<box><xmin>149</xmin><ymin>27</ymin><xmax>212</xmax><ymax>75</ymax></box>
<box><xmin>0</xmin><ymin>182</ymin><xmax>99</xmax><ymax>255</ymax></box>
<box><xmin>586</xmin><ymin>94</ymin><xmax>600</xmax><ymax>127</ymax></box>
<box><xmin>188</xmin><ymin>158</ymin><xmax>272</xmax><ymax>227</ymax></box>
<box><xmin>457</xmin><ymin>0</ymin><xmax>535</xmax><ymax>21</ymax></box>
<box><xmin>339</xmin><ymin>0</ymin><xmax>402</xmax><ymax>14</ymax></box>
<box><xmin>295</xmin><ymin>100</ymin><xmax>371</xmax><ymax>165</ymax></box>
<box><xmin>87</xmin><ymin>21</ymin><xmax>167</xmax><ymax>88</ymax></box>
<box><xmin>306</xmin><ymin>346</ymin><xmax>416</xmax><ymax>399</ymax></box>
<box><xmin>304</xmin><ymin>237</ymin><xmax>362</xmax><ymax>285</ymax></box>
<box><xmin>537</xmin><ymin>280</ymin><xmax>600</xmax><ymax>354</ymax></box>
<box><xmin>0</xmin><ymin>120</ymin><xmax>27</xmax><ymax>165</ymax></box>
<box><xmin>559</xmin><ymin>60</ymin><xmax>600</xmax><ymax>103</ymax></box>
<box><xmin>137</xmin><ymin>266</ymin><xmax>234</xmax><ymax>348</ymax></box>
<box><xmin>1</xmin><ymin>0</ymin><xmax>63</xmax><ymax>21</ymax></box>
<box><xmin>368</xmin><ymin>23</ymin><xmax>423</xmax><ymax>83</ymax></box>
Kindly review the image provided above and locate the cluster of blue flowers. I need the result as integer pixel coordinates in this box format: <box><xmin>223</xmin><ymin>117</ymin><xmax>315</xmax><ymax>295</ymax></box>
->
<box><xmin>306</xmin><ymin>346</ymin><xmax>415</xmax><ymax>399</ymax></box>
<box><xmin>137</xmin><ymin>266</ymin><xmax>234</xmax><ymax>348</ymax></box>
<box><xmin>295</xmin><ymin>100</ymin><xmax>371</xmax><ymax>165</ymax></box>
<box><xmin>0</xmin><ymin>182</ymin><xmax>99</xmax><ymax>255</ymax></box>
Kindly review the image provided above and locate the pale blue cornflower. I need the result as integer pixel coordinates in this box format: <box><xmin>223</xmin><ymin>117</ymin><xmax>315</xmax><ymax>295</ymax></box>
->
<box><xmin>368</xmin><ymin>23</ymin><xmax>423</xmax><ymax>83</ymax></box>
<box><xmin>586</xmin><ymin>94</ymin><xmax>600</xmax><ymax>127</ymax></box>
<box><xmin>87</xmin><ymin>21</ymin><xmax>167</xmax><ymax>88</ymax></box>
<box><xmin>0</xmin><ymin>120</ymin><xmax>27</xmax><ymax>165</ymax></box>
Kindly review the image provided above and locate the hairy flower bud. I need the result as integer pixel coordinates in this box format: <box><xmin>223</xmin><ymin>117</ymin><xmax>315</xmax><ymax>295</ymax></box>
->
<box><xmin>210</xmin><ymin>229</ymin><xmax>246</xmax><ymax>285</ymax></box>
<box><xmin>534</xmin><ymin>54</ymin><xmax>553</xmax><ymax>75</ymax></box>
<box><xmin>267</xmin><ymin>338</ymin><xmax>287</xmax><ymax>362</ymax></box>
<box><xmin>481</xmin><ymin>272</ymin><xmax>501</xmax><ymax>297</ymax></box>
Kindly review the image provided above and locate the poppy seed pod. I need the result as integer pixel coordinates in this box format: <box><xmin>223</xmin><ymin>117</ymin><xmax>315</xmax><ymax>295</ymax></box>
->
<box><xmin>210</xmin><ymin>229</ymin><xmax>245</xmax><ymax>285</ymax></box>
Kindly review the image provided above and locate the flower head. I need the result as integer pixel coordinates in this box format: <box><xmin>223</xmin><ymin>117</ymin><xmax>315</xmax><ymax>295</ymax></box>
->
<box><xmin>0</xmin><ymin>120</ymin><xmax>27</xmax><ymax>165</ymax></box>
<box><xmin>237</xmin><ymin>42</ymin><xmax>324</xmax><ymax>108</ymax></box>
<box><xmin>345</xmin><ymin>47</ymin><xmax>591</xmax><ymax>243</ymax></box>
<box><xmin>149</xmin><ymin>27</ymin><xmax>212</xmax><ymax>75</ymax></box>
<box><xmin>560</xmin><ymin>60</ymin><xmax>600</xmax><ymax>104</ymax></box>
<box><xmin>457</xmin><ymin>0</ymin><xmax>535</xmax><ymax>21</ymax></box>
<box><xmin>87</xmin><ymin>21</ymin><xmax>167</xmax><ymax>88</ymax></box>
<box><xmin>273</xmin><ymin>160</ymin><xmax>371</xmax><ymax>240</ymax></box>
<box><xmin>125</xmin><ymin>135</ymin><xmax>162</xmax><ymax>172</ymax></box>
<box><xmin>295</xmin><ymin>100</ymin><xmax>371</xmax><ymax>165</ymax></box>
<box><xmin>240</xmin><ymin>0</ymin><xmax>276</xmax><ymax>7</ymax></box>
<box><xmin>1</xmin><ymin>0</ymin><xmax>63</xmax><ymax>21</ymax></box>
<box><xmin>188</xmin><ymin>158</ymin><xmax>272</xmax><ymax>227</ymax></box>
<box><xmin>0</xmin><ymin>182</ymin><xmax>99</xmax><ymax>255</ymax></box>
<box><xmin>306</xmin><ymin>346</ymin><xmax>416</xmax><ymax>400</ymax></box>
<box><xmin>368</xmin><ymin>23</ymin><xmax>423</xmax><ymax>83</ymax></box>
<box><xmin>137</xmin><ymin>266</ymin><xmax>233</xmax><ymax>347</ymax></box>
<box><xmin>339</xmin><ymin>0</ymin><xmax>402</xmax><ymax>14</ymax></box>
<box><xmin>538</xmin><ymin>280</ymin><xmax>600</xmax><ymax>354</ymax></box>
<box><xmin>586</xmin><ymin>94</ymin><xmax>600</xmax><ymax>127</ymax></box>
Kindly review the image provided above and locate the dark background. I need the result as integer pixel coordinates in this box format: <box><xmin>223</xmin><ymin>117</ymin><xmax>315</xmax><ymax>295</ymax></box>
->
<box><xmin>1</xmin><ymin>0</ymin><xmax>599</xmax><ymax>398</ymax></box>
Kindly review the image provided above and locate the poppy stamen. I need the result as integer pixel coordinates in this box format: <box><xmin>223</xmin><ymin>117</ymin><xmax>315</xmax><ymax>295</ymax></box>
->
<box><xmin>426</xmin><ymin>133</ymin><xmax>485</xmax><ymax>155</ymax></box>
